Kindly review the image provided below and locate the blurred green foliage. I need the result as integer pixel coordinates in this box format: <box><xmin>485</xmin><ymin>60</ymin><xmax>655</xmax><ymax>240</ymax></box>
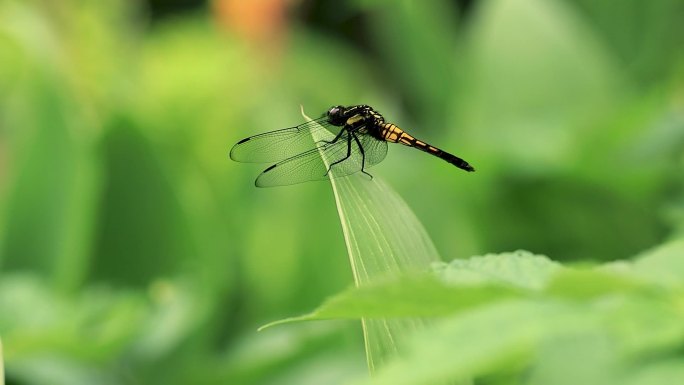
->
<box><xmin>287</xmin><ymin>246</ymin><xmax>684</xmax><ymax>385</ymax></box>
<box><xmin>0</xmin><ymin>0</ymin><xmax>682</xmax><ymax>384</ymax></box>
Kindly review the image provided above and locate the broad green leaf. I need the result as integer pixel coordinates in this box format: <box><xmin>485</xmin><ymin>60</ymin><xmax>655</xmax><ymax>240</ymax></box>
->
<box><xmin>351</xmin><ymin>291</ymin><xmax>684</xmax><ymax>385</ymax></box>
<box><xmin>632</xmin><ymin>238</ymin><xmax>684</xmax><ymax>287</ymax></box>
<box><xmin>260</xmin><ymin>254</ymin><xmax>659</xmax><ymax>327</ymax></box>
<box><xmin>544</xmin><ymin>269</ymin><xmax>648</xmax><ymax>299</ymax></box>
<box><xmin>259</xmin><ymin>276</ymin><xmax>521</xmax><ymax>325</ymax></box>
<box><xmin>262</xmin><ymin>248</ymin><xmax>684</xmax><ymax>384</ymax></box>
<box><xmin>525</xmin><ymin>296</ymin><xmax>684</xmax><ymax>385</ymax></box>
<box><xmin>302</xmin><ymin>108</ymin><xmax>445</xmax><ymax>374</ymax></box>
<box><xmin>261</xmin><ymin>252</ymin><xmax>570</xmax><ymax>329</ymax></box>
<box><xmin>524</xmin><ymin>332</ymin><xmax>621</xmax><ymax>385</ymax></box>
<box><xmin>600</xmin><ymin>296</ymin><xmax>684</xmax><ymax>356</ymax></box>
<box><xmin>352</xmin><ymin>300</ymin><xmax>594</xmax><ymax>385</ymax></box>
<box><xmin>433</xmin><ymin>250</ymin><xmax>561</xmax><ymax>289</ymax></box>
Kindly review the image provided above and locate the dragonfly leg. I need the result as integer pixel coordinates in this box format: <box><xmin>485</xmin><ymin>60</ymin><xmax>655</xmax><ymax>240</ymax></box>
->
<box><xmin>317</xmin><ymin>127</ymin><xmax>346</xmax><ymax>146</ymax></box>
<box><xmin>325</xmin><ymin>131</ymin><xmax>353</xmax><ymax>176</ymax></box>
<box><xmin>352</xmin><ymin>132</ymin><xmax>373</xmax><ymax>179</ymax></box>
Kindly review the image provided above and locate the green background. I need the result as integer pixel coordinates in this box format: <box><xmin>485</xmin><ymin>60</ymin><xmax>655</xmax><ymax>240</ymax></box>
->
<box><xmin>0</xmin><ymin>0</ymin><xmax>682</xmax><ymax>384</ymax></box>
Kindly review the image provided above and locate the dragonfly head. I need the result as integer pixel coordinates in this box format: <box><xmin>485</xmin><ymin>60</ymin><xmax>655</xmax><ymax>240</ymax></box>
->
<box><xmin>326</xmin><ymin>105</ymin><xmax>347</xmax><ymax>125</ymax></box>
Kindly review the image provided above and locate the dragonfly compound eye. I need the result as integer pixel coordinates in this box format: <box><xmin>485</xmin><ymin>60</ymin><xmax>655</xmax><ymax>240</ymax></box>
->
<box><xmin>327</xmin><ymin>106</ymin><xmax>347</xmax><ymax>125</ymax></box>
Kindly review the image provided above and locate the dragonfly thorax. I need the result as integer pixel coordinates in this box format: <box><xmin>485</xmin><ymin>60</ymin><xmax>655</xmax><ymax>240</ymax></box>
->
<box><xmin>326</xmin><ymin>105</ymin><xmax>385</xmax><ymax>128</ymax></box>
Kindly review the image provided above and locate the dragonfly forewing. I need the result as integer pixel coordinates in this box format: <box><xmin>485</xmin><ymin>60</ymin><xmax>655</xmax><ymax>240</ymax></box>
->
<box><xmin>255</xmin><ymin>131</ymin><xmax>388</xmax><ymax>187</ymax></box>
<box><xmin>230</xmin><ymin>117</ymin><xmax>332</xmax><ymax>163</ymax></box>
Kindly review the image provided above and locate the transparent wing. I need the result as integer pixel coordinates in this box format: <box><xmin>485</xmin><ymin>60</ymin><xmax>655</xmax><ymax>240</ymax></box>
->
<box><xmin>255</xmin><ymin>132</ymin><xmax>388</xmax><ymax>187</ymax></box>
<box><xmin>230</xmin><ymin>117</ymin><xmax>336</xmax><ymax>163</ymax></box>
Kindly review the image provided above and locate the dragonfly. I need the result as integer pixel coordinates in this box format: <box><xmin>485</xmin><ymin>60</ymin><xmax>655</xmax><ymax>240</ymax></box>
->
<box><xmin>230</xmin><ymin>105</ymin><xmax>475</xmax><ymax>187</ymax></box>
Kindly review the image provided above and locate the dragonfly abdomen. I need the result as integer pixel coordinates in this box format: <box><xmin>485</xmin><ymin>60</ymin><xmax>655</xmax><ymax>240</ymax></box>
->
<box><xmin>380</xmin><ymin>123</ymin><xmax>475</xmax><ymax>172</ymax></box>
<box><xmin>417</xmin><ymin>143</ymin><xmax>475</xmax><ymax>172</ymax></box>
<box><xmin>379</xmin><ymin>123</ymin><xmax>413</xmax><ymax>144</ymax></box>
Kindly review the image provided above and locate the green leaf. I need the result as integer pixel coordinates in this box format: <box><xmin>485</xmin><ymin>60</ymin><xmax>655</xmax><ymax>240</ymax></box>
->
<box><xmin>433</xmin><ymin>250</ymin><xmax>562</xmax><ymax>289</ymax></box>
<box><xmin>632</xmin><ymin>238</ymin><xmax>684</xmax><ymax>287</ymax></box>
<box><xmin>300</xmin><ymin>108</ymin><xmax>441</xmax><ymax>282</ymax></box>
<box><xmin>259</xmin><ymin>276</ymin><xmax>521</xmax><ymax>326</ymax></box>
<box><xmin>260</xmin><ymin>252</ymin><xmax>672</xmax><ymax>325</ymax></box>
<box><xmin>545</xmin><ymin>269</ymin><xmax>648</xmax><ymax>299</ymax></box>
<box><xmin>352</xmin><ymin>300</ymin><xmax>593</xmax><ymax>385</ymax></box>
<box><xmin>300</xmin><ymin>108</ymin><xmax>445</xmax><ymax>374</ymax></box>
<box><xmin>261</xmin><ymin>255</ymin><xmax>666</xmax><ymax>329</ymax></box>
<box><xmin>261</xmin><ymin>252</ymin><xmax>562</xmax><ymax>329</ymax></box>
<box><xmin>263</xmin><ymin>247</ymin><xmax>684</xmax><ymax>384</ymax></box>
<box><xmin>350</xmin><ymin>290</ymin><xmax>684</xmax><ymax>385</ymax></box>
<box><xmin>524</xmin><ymin>332</ymin><xmax>621</xmax><ymax>385</ymax></box>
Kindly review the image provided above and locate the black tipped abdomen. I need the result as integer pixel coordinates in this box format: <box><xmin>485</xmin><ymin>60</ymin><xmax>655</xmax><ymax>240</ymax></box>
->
<box><xmin>412</xmin><ymin>140</ymin><xmax>475</xmax><ymax>172</ymax></box>
<box><xmin>441</xmin><ymin>152</ymin><xmax>475</xmax><ymax>172</ymax></box>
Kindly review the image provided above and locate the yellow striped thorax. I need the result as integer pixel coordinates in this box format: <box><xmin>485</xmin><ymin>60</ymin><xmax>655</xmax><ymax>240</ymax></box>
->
<box><xmin>324</xmin><ymin>105</ymin><xmax>442</xmax><ymax>153</ymax></box>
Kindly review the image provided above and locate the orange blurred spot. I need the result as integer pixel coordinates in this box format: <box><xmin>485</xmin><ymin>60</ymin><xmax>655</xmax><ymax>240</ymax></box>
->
<box><xmin>213</xmin><ymin>0</ymin><xmax>288</xmax><ymax>44</ymax></box>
